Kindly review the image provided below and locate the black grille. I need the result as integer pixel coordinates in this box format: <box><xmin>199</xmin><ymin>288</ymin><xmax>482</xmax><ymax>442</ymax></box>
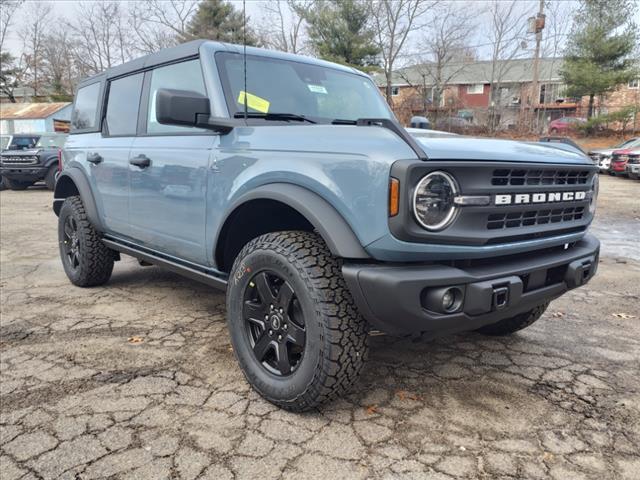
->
<box><xmin>492</xmin><ymin>168</ymin><xmax>590</xmax><ymax>186</ymax></box>
<box><xmin>487</xmin><ymin>206</ymin><xmax>585</xmax><ymax>230</ymax></box>
<box><xmin>0</xmin><ymin>156</ymin><xmax>38</xmax><ymax>165</ymax></box>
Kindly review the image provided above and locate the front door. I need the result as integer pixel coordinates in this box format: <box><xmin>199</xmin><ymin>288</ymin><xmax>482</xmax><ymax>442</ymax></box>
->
<box><xmin>127</xmin><ymin>59</ymin><xmax>215</xmax><ymax>264</ymax></box>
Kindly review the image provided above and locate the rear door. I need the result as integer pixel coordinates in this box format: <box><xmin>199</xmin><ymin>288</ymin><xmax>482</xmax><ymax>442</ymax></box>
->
<box><xmin>128</xmin><ymin>59</ymin><xmax>215</xmax><ymax>264</ymax></box>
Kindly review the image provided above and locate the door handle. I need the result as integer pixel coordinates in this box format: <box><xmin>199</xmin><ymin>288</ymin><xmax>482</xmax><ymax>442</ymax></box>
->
<box><xmin>87</xmin><ymin>153</ymin><xmax>102</xmax><ymax>164</ymax></box>
<box><xmin>129</xmin><ymin>154</ymin><xmax>151</xmax><ymax>168</ymax></box>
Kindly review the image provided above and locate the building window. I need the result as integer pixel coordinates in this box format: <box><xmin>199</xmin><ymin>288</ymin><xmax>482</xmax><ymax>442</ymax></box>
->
<box><xmin>629</xmin><ymin>78</ymin><xmax>640</xmax><ymax>89</ymax></box>
<box><xmin>391</xmin><ymin>86</ymin><xmax>399</xmax><ymax>96</ymax></box>
<box><xmin>466</xmin><ymin>84</ymin><xmax>484</xmax><ymax>95</ymax></box>
<box><xmin>539</xmin><ymin>83</ymin><xmax>568</xmax><ymax>104</ymax></box>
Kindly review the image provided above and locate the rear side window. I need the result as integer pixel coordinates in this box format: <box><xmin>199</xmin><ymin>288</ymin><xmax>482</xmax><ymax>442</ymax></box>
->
<box><xmin>105</xmin><ymin>73</ymin><xmax>144</xmax><ymax>136</ymax></box>
<box><xmin>71</xmin><ymin>82</ymin><xmax>101</xmax><ymax>131</ymax></box>
<box><xmin>146</xmin><ymin>59</ymin><xmax>207</xmax><ymax>134</ymax></box>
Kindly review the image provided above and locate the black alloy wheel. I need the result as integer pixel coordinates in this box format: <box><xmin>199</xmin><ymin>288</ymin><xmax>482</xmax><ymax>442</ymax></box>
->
<box><xmin>243</xmin><ymin>270</ymin><xmax>306</xmax><ymax>376</ymax></box>
<box><xmin>62</xmin><ymin>214</ymin><xmax>81</xmax><ymax>271</ymax></box>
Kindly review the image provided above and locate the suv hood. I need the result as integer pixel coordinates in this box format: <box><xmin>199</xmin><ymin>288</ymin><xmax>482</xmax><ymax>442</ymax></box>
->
<box><xmin>414</xmin><ymin>137</ymin><xmax>590</xmax><ymax>164</ymax></box>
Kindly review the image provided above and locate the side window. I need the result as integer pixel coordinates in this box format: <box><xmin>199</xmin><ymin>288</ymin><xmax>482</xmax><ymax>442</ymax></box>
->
<box><xmin>71</xmin><ymin>82</ymin><xmax>101</xmax><ymax>131</ymax></box>
<box><xmin>147</xmin><ymin>59</ymin><xmax>207</xmax><ymax>134</ymax></box>
<box><xmin>105</xmin><ymin>73</ymin><xmax>144</xmax><ymax>136</ymax></box>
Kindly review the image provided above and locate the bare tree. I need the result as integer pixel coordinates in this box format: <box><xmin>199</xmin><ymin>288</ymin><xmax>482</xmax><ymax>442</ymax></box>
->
<box><xmin>484</xmin><ymin>0</ymin><xmax>533</xmax><ymax>132</ymax></box>
<box><xmin>257</xmin><ymin>0</ymin><xmax>311</xmax><ymax>54</ymax></box>
<box><xmin>371</xmin><ymin>0</ymin><xmax>439</xmax><ymax>103</ymax></box>
<box><xmin>129</xmin><ymin>0</ymin><xmax>199</xmax><ymax>54</ymax></box>
<box><xmin>419</xmin><ymin>1</ymin><xmax>477</xmax><ymax>123</ymax></box>
<box><xmin>65</xmin><ymin>1</ymin><xmax>134</xmax><ymax>76</ymax></box>
<box><xmin>41</xmin><ymin>28</ymin><xmax>76</xmax><ymax>99</ymax></box>
<box><xmin>19</xmin><ymin>1</ymin><xmax>52</xmax><ymax>97</ymax></box>
<box><xmin>1</xmin><ymin>0</ymin><xmax>25</xmax><ymax>102</ymax></box>
<box><xmin>1</xmin><ymin>0</ymin><xmax>23</xmax><ymax>52</ymax></box>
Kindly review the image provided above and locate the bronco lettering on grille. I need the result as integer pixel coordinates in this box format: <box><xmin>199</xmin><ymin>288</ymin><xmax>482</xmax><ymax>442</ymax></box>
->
<box><xmin>495</xmin><ymin>191</ymin><xmax>587</xmax><ymax>205</ymax></box>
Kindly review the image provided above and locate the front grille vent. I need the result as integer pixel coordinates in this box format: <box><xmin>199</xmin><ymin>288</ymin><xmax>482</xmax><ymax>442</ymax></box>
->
<box><xmin>492</xmin><ymin>168</ymin><xmax>590</xmax><ymax>186</ymax></box>
<box><xmin>487</xmin><ymin>206</ymin><xmax>585</xmax><ymax>230</ymax></box>
<box><xmin>0</xmin><ymin>156</ymin><xmax>38</xmax><ymax>165</ymax></box>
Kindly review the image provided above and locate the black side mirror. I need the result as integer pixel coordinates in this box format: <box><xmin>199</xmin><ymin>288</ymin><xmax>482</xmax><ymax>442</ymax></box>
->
<box><xmin>155</xmin><ymin>88</ymin><xmax>234</xmax><ymax>134</ymax></box>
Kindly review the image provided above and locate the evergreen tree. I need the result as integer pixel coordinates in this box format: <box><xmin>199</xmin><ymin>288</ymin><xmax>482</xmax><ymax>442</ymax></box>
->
<box><xmin>561</xmin><ymin>0</ymin><xmax>638</xmax><ymax>118</ymax></box>
<box><xmin>303</xmin><ymin>0</ymin><xmax>379</xmax><ymax>69</ymax></box>
<box><xmin>185</xmin><ymin>0</ymin><xmax>258</xmax><ymax>46</ymax></box>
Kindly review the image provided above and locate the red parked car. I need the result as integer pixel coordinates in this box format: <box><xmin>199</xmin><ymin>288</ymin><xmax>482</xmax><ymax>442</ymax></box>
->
<box><xmin>548</xmin><ymin>117</ymin><xmax>587</xmax><ymax>135</ymax></box>
<box><xmin>609</xmin><ymin>147</ymin><xmax>640</xmax><ymax>177</ymax></box>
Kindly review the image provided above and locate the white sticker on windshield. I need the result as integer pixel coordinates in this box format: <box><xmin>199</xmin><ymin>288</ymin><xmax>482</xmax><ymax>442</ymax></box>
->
<box><xmin>308</xmin><ymin>84</ymin><xmax>328</xmax><ymax>94</ymax></box>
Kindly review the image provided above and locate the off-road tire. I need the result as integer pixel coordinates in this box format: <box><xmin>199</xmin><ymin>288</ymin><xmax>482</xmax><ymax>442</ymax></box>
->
<box><xmin>45</xmin><ymin>165</ymin><xmax>57</xmax><ymax>190</ymax></box>
<box><xmin>226</xmin><ymin>231</ymin><xmax>369</xmax><ymax>411</ymax></box>
<box><xmin>58</xmin><ymin>196</ymin><xmax>114</xmax><ymax>287</ymax></box>
<box><xmin>5</xmin><ymin>178</ymin><xmax>33</xmax><ymax>190</ymax></box>
<box><xmin>0</xmin><ymin>176</ymin><xmax>6</xmax><ymax>191</ymax></box>
<box><xmin>477</xmin><ymin>302</ymin><xmax>549</xmax><ymax>336</ymax></box>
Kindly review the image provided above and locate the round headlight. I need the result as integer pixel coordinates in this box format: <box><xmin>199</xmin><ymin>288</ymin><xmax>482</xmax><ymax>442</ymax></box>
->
<box><xmin>413</xmin><ymin>171</ymin><xmax>458</xmax><ymax>231</ymax></box>
<box><xmin>589</xmin><ymin>174</ymin><xmax>598</xmax><ymax>214</ymax></box>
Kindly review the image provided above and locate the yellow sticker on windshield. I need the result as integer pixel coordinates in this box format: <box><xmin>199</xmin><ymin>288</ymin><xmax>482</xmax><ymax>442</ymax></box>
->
<box><xmin>237</xmin><ymin>91</ymin><xmax>270</xmax><ymax>113</ymax></box>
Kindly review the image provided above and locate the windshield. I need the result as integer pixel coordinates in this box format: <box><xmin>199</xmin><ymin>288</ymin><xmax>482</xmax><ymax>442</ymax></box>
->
<box><xmin>618</xmin><ymin>138</ymin><xmax>640</xmax><ymax>149</ymax></box>
<box><xmin>36</xmin><ymin>134</ymin><xmax>67</xmax><ymax>148</ymax></box>
<box><xmin>7</xmin><ymin>136</ymin><xmax>40</xmax><ymax>150</ymax></box>
<box><xmin>216</xmin><ymin>52</ymin><xmax>392</xmax><ymax>123</ymax></box>
<box><xmin>0</xmin><ymin>136</ymin><xmax>10</xmax><ymax>150</ymax></box>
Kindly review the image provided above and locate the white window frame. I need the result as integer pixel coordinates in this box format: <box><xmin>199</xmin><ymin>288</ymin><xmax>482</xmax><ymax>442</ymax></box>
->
<box><xmin>629</xmin><ymin>78</ymin><xmax>640</xmax><ymax>89</ymax></box>
<box><xmin>391</xmin><ymin>86</ymin><xmax>400</xmax><ymax>96</ymax></box>
<box><xmin>467</xmin><ymin>84</ymin><xmax>484</xmax><ymax>95</ymax></box>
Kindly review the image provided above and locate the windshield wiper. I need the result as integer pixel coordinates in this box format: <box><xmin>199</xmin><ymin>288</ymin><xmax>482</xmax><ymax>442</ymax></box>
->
<box><xmin>234</xmin><ymin>112</ymin><xmax>316</xmax><ymax>124</ymax></box>
<box><xmin>331</xmin><ymin>119</ymin><xmax>358</xmax><ymax>125</ymax></box>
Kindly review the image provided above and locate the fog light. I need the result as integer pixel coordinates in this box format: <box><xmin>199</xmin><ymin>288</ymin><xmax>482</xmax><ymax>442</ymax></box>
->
<box><xmin>442</xmin><ymin>289</ymin><xmax>455</xmax><ymax>310</ymax></box>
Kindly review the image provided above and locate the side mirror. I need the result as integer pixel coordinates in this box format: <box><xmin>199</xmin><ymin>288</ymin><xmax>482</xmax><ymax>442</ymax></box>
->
<box><xmin>155</xmin><ymin>88</ymin><xmax>234</xmax><ymax>134</ymax></box>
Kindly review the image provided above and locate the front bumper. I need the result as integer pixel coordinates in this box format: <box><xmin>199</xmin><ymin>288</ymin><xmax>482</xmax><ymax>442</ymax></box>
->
<box><xmin>0</xmin><ymin>166</ymin><xmax>47</xmax><ymax>181</ymax></box>
<box><xmin>343</xmin><ymin>234</ymin><xmax>599</xmax><ymax>336</ymax></box>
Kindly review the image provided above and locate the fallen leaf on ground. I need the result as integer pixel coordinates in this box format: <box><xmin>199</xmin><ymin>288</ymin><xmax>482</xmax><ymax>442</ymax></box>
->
<box><xmin>396</xmin><ymin>390</ymin><xmax>422</xmax><ymax>402</ymax></box>
<box><xmin>127</xmin><ymin>336</ymin><xmax>144</xmax><ymax>344</ymax></box>
<box><xmin>612</xmin><ymin>313</ymin><xmax>635</xmax><ymax>319</ymax></box>
<box><xmin>552</xmin><ymin>312</ymin><xmax>565</xmax><ymax>318</ymax></box>
<box><xmin>365</xmin><ymin>405</ymin><xmax>378</xmax><ymax>415</ymax></box>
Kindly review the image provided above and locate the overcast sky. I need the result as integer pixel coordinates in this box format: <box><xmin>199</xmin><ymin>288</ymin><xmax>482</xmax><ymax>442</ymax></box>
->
<box><xmin>3</xmin><ymin>0</ymin><xmax>639</xmax><ymax>65</ymax></box>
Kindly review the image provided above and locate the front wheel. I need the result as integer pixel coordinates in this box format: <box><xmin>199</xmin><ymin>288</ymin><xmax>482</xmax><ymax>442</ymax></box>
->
<box><xmin>58</xmin><ymin>196</ymin><xmax>114</xmax><ymax>287</ymax></box>
<box><xmin>476</xmin><ymin>302</ymin><xmax>549</xmax><ymax>336</ymax></box>
<box><xmin>45</xmin><ymin>165</ymin><xmax>57</xmax><ymax>190</ymax></box>
<box><xmin>226</xmin><ymin>231</ymin><xmax>369</xmax><ymax>411</ymax></box>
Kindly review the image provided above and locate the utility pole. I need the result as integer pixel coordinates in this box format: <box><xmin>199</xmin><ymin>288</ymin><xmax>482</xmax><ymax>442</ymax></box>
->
<box><xmin>530</xmin><ymin>0</ymin><xmax>545</xmax><ymax>133</ymax></box>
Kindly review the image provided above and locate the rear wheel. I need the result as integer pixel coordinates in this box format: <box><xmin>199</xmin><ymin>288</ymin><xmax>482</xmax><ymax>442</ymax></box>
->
<box><xmin>226</xmin><ymin>231</ymin><xmax>368</xmax><ymax>411</ymax></box>
<box><xmin>477</xmin><ymin>303</ymin><xmax>549</xmax><ymax>336</ymax></box>
<box><xmin>45</xmin><ymin>165</ymin><xmax>57</xmax><ymax>190</ymax></box>
<box><xmin>550</xmin><ymin>128</ymin><xmax>558</xmax><ymax>135</ymax></box>
<box><xmin>5</xmin><ymin>178</ymin><xmax>33</xmax><ymax>190</ymax></box>
<box><xmin>58</xmin><ymin>196</ymin><xmax>114</xmax><ymax>287</ymax></box>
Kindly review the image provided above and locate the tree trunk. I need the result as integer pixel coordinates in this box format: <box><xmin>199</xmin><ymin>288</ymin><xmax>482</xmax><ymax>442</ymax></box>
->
<box><xmin>587</xmin><ymin>94</ymin><xmax>595</xmax><ymax>119</ymax></box>
<box><xmin>385</xmin><ymin>70</ymin><xmax>393</xmax><ymax>105</ymax></box>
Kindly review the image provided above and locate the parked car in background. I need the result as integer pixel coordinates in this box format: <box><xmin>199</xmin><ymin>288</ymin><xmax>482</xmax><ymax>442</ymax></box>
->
<box><xmin>0</xmin><ymin>133</ymin><xmax>66</xmax><ymax>190</ymax></box>
<box><xmin>589</xmin><ymin>137</ymin><xmax>640</xmax><ymax>173</ymax></box>
<box><xmin>409</xmin><ymin>116</ymin><xmax>431</xmax><ymax>129</ymax></box>
<box><xmin>435</xmin><ymin>116</ymin><xmax>472</xmax><ymax>133</ymax></box>
<box><xmin>609</xmin><ymin>148</ymin><xmax>639</xmax><ymax>177</ymax></box>
<box><xmin>621</xmin><ymin>149</ymin><xmax>640</xmax><ymax>179</ymax></box>
<box><xmin>548</xmin><ymin>117</ymin><xmax>587</xmax><ymax>135</ymax></box>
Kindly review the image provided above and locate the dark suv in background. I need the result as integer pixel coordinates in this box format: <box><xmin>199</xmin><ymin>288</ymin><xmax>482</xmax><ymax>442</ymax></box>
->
<box><xmin>0</xmin><ymin>133</ymin><xmax>66</xmax><ymax>190</ymax></box>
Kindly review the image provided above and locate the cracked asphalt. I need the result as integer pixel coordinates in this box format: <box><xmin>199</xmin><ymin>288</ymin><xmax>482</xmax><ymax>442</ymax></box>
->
<box><xmin>1</xmin><ymin>175</ymin><xmax>639</xmax><ymax>479</ymax></box>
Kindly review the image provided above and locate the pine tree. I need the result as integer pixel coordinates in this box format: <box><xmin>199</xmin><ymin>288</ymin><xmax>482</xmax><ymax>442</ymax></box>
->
<box><xmin>560</xmin><ymin>0</ymin><xmax>638</xmax><ymax>118</ymax></box>
<box><xmin>303</xmin><ymin>0</ymin><xmax>379</xmax><ymax>69</ymax></box>
<box><xmin>185</xmin><ymin>0</ymin><xmax>258</xmax><ymax>46</ymax></box>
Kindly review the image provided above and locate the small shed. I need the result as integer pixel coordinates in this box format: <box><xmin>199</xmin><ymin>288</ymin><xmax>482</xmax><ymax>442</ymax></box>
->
<box><xmin>0</xmin><ymin>103</ymin><xmax>72</xmax><ymax>134</ymax></box>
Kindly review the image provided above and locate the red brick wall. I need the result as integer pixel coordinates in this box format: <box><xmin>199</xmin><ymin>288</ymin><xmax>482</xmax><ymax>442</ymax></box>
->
<box><xmin>457</xmin><ymin>84</ymin><xmax>490</xmax><ymax>108</ymax></box>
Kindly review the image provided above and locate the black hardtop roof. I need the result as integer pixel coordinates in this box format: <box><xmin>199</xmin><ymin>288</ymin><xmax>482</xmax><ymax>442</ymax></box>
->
<box><xmin>77</xmin><ymin>39</ymin><xmax>208</xmax><ymax>87</ymax></box>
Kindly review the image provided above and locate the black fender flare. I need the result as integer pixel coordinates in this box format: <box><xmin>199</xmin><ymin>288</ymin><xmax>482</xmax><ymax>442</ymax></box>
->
<box><xmin>215</xmin><ymin>183</ymin><xmax>369</xmax><ymax>260</ymax></box>
<box><xmin>42</xmin><ymin>155</ymin><xmax>59</xmax><ymax>169</ymax></box>
<box><xmin>53</xmin><ymin>168</ymin><xmax>104</xmax><ymax>231</ymax></box>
